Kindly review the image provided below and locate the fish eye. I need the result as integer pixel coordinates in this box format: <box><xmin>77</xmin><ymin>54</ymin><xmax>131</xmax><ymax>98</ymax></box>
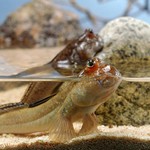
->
<box><xmin>87</xmin><ymin>32</ymin><xmax>95</xmax><ymax>39</ymax></box>
<box><xmin>85</xmin><ymin>29</ymin><xmax>95</xmax><ymax>39</ymax></box>
<box><xmin>87</xmin><ymin>59</ymin><xmax>95</xmax><ymax>67</ymax></box>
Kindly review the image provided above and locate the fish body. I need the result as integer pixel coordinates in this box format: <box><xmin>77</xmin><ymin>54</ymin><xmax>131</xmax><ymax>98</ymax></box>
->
<box><xmin>19</xmin><ymin>29</ymin><xmax>104</xmax><ymax>104</ymax></box>
<box><xmin>0</xmin><ymin>58</ymin><xmax>121</xmax><ymax>142</ymax></box>
<box><xmin>14</xmin><ymin>29</ymin><xmax>103</xmax><ymax>77</ymax></box>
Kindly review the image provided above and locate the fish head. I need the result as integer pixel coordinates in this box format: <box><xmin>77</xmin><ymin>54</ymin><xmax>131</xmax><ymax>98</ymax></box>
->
<box><xmin>76</xmin><ymin>29</ymin><xmax>104</xmax><ymax>62</ymax></box>
<box><xmin>51</xmin><ymin>29</ymin><xmax>103</xmax><ymax>75</ymax></box>
<box><xmin>78</xmin><ymin>57</ymin><xmax>122</xmax><ymax>107</ymax></box>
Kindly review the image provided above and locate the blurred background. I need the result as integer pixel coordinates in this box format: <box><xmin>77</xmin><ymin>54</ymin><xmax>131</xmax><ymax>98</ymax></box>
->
<box><xmin>0</xmin><ymin>0</ymin><xmax>150</xmax><ymax>49</ymax></box>
<box><xmin>0</xmin><ymin>0</ymin><xmax>150</xmax><ymax>29</ymax></box>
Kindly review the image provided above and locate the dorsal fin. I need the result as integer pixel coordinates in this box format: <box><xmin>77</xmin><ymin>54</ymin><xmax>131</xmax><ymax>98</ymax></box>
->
<box><xmin>28</xmin><ymin>93</ymin><xmax>57</xmax><ymax>108</ymax></box>
<box><xmin>0</xmin><ymin>102</ymin><xmax>28</xmax><ymax>115</ymax></box>
<box><xmin>21</xmin><ymin>82</ymin><xmax>62</xmax><ymax>104</ymax></box>
<box><xmin>0</xmin><ymin>92</ymin><xmax>57</xmax><ymax>115</ymax></box>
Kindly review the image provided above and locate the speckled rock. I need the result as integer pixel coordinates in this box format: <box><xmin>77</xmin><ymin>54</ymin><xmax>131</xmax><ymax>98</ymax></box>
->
<box><xmin>96</xmin><ymin>17</ymin><xmax>150</xmax><ymax>126</ymax></box>
<box><xmin>0</xmin><ymin>0</ymin><xmax>81</xmax><ymax>48</ymax></box>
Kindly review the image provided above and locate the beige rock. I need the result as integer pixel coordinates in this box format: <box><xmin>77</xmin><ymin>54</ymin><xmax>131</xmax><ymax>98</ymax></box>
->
<box><xmin>97</xmin><ymin>17</ymin><xmax>150</xmax><ymax>126</ymax></box>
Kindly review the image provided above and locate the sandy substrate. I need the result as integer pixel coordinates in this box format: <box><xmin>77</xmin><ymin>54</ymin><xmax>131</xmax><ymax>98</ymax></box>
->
<box><xmin>0</xmin><ymin>125</ymin><xmax>150</xmax><ymax>150</ymax></box>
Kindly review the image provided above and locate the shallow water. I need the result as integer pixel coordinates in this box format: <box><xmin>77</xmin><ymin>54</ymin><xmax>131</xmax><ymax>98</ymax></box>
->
<box><xmin>0</xmin><ymin>49</ymin><xmax>149</xmax><ymax>82</ymax></box>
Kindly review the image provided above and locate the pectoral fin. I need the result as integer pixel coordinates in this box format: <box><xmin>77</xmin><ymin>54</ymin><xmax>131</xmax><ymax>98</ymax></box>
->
<box><xmin>28</xmin><ymin>93</ymin><xmax>56</xmax><ymax>108</ymax></box>
<box><xmin>79</xmin><ymin>113</ymin><xmax>99</xmax><ymax>135</ymax></box>
<box><xmin>48</xmin><ymin>114</ymin><xmax>76</xmax><ymax>142</ymax></box>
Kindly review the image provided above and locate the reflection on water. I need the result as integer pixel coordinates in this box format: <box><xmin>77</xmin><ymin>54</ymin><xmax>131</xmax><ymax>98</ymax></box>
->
<box><xmin>0</xmin><ymin>56</ymin><xmax>79</xmax><ymax>82</ymax></box>
<box><xmin>0</xmin><ymin>48</ymin><xmax>62</xmax><ymax>76</ymax></box>
<box><xmin>0</xmin><ymin>57</ymin><xmax>19</xmax><ymax>75</ymax></box>
<box><xmin>0</xmin><ymin>50</ymin><xmax>149</xmax><ymax>82</ymax></box>
<box><xmin>0</xmin><ymin>49</ymin><xmax>79</xmax><ymax>81</ymax></box>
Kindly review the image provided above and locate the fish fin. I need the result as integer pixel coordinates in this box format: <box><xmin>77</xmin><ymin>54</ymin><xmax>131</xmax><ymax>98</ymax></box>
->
<box><xmin>79</xmin><ymin>113</ymin><xmax>99</xmax><ymax>135</ymax></box>
<box><xmin>0</xmin><ymin>102</ymin><xmax>28</xmax><ymax>115</ymax></box>
<box><xmin>11</xmin><ymin>64</ymin><xmax>54</xmax><ymax>77</ymax></box>
<box><xmin>48</xmin><ymin>114</ymin><xmax>76</xmax><ymax>142</ymax></box>
<box><xmin>21</xmin><ymin>81</ymin><xmax>62</xmax><ymax>104</ymax></box>
<box><xmin>28</xmin><ymin>93</ymin><xmax>57</xmax><ymax>108</ymax></box>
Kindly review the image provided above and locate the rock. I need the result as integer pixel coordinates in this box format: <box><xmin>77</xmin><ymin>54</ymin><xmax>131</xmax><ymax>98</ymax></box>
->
<box><xmin>0</xmin><ymin>0</ymin><xmax>82</xmax><ymax>49</ymax></box>
<box><xmin>96</xmin><ymin>17</ymin><xmax>150</xmax><ymax>126</ymax></box>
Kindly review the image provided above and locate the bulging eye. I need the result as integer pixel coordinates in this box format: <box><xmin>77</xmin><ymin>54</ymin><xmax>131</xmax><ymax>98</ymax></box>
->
<box><xmin>87</xmin><ymin>59</ymin><xmax>95</xmax><ymax>68</ymax></box>
<box><xmin>83</xmin><ymin>57</ymin><xmax>100</xmax><ymax>75</ymax></box>
<box><xmin>87</xmin><ymin>30</ymin><xmax>95</xmax><ymax>39</ymax></box>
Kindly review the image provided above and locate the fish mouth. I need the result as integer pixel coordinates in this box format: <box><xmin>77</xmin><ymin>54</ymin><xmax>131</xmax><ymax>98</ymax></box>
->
<box><xmin>96</xmin><ymin>74</ymin><xmax>122</xmax><ymax>88</ymax></box>
<box><xmin>95</xmin><ymin>65</ymin><xmax>122</xmax><ymax>88</ymax></box>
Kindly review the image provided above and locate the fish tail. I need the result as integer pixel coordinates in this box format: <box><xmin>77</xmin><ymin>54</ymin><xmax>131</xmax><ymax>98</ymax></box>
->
<box><xmin>48</xmin><ymin>113</ymin><xmax>76</xmax><ymax>142</ymax></box>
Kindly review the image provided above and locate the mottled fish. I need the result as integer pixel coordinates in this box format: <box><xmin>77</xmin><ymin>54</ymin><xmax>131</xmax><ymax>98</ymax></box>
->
<box><xmin>17</xmin><ymin>29</ymin><xmax>104</xmax><ymax>104</ymax></box>
<box><xmin>0</xmin><ymin>57</ymin><xmax>121</xmax><ymax>142</ymax></box>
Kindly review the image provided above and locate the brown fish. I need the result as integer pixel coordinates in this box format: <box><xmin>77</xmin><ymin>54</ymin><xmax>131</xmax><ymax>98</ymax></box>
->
<box><xmin>0</xmin><ymin>57</ymin><xmax>121</xmax><ymax>142</ymax></box>
<box><xmin>17</xmin><ymin>29</ymin><xmax>104</xmax><ymax>104</ymax></box>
